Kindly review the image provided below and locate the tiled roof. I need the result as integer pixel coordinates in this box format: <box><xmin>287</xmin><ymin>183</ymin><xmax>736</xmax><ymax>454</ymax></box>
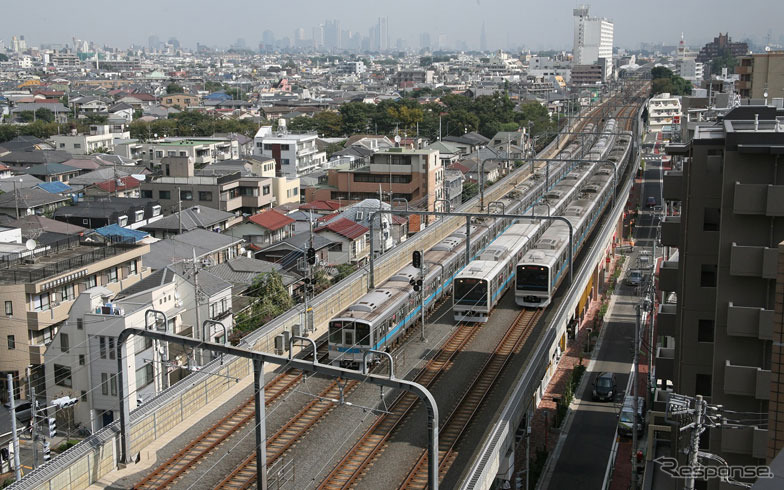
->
<box><xmin>299</xmin><ymin>200</ymin><xmax>342</xmax><ymax>212</ymax></box>
<box><xmin>248</xmin><ymin>209</ymin><xmax>295</xmax><ymax>231</ymax></box>
<box><xmin>315</xmin><ymin>217</ymin><xmax>368</xmax><ymax>240</ymax></box>
<box><xmin>95</xmin><ymin>176</ymin><xmax>140</xmax><ymax>193</ymax></box>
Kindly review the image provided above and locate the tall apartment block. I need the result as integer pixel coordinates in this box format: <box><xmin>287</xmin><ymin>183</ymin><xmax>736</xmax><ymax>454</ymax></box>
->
<box><xmin>658</xmin><ymin>105</ymin><xmax>784</xmax><ymax>486</ymax></box>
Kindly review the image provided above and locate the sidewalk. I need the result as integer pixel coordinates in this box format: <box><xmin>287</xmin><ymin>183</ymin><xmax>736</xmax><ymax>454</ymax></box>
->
<box><xmin>514</xmin><ymin>250</ymin><xmax>627</xmax><ymax>488</ymax></box>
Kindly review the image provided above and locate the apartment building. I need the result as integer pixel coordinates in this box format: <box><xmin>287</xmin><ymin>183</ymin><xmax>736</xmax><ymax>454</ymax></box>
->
<box><xmin>647</xmin><ymin>93</ymin><xmax>682</xmax><ymax>133</ymax></box>
<box><xmin>736</xmin><ymin>51</ymin><xmax>784</xmax><ymax>100</ymax></box>
<box><xmin>49</xmin><ymin>124</ymin><xmax>130</xmax><ymax>156</ymax></box>
<box><xmin>140</xmin><ymin>157</ymin><xmax>273</xmax><ymax>216</ymax></box>
<box><xmin>115</xmin><ymin>137</ymin><xmax>239</xmax><ymax>167</ymax></box>
<box><xmin>305</xmin><ymin>148</ymin><xmax>443</xmax><ymax>221</ymax></box>
<box><xmin>44</xmin><ymin>263</ymin><xmax>232</xmax><ymax>431</ymax></box>
<box><xmin>572</xmin><ymin>5</ymin><xmax>614</xmax><ymax>80</ymax></box>
<box><xmin>253</xmin><ymin>126</ymin><xmax>327</xmax><ymax>178</ymax></box>
<box><xmin>0</xmin><ymin>234</ymin><xmax>149</xmax><ymax>403</ymax></box>
<box><xmin>658</xmin><ymin>106</ymin><xmax>784</xmax><ymax>483</ymax></box>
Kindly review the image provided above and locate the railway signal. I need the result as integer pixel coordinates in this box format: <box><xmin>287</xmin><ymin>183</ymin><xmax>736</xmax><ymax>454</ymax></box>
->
<box><xmin>412</xmin><ymin>250</ymin><xmax>421</xmax><ymax>269</ymax></box>
<box><xmin>307</xmin><ymin>247</ymin><xmax>316</xmax><ymax>265</ymax></box>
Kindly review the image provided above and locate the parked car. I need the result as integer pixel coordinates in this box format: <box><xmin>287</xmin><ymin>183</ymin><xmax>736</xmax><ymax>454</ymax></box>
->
<box><xmin>618</xmin><ymin>395</ymin><xmax>646</xmax><ymax>437</ymax></box>
<box><xmin>646</xmin><ymin>196</ymin><xmax>657</xmax><ymax>208</ymax></box>
<box><xmin>626</xmin><ymin>270</ymin><xmax>643</xmax><ymax>287</ymax></box>
<box><xmin>592</xmin><ymin>372</ymin><xmax>617</xmax><ymax>402</ymax></box>
<box><xmin>3</xmin><ymin>399</ymin><xmax>32</xmax><ymax>425</ymax></box>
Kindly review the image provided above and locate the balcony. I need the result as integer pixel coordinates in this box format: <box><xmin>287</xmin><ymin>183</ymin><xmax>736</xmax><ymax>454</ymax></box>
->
<box><xmin>732</xmin><ymin>183</ymin><xmax>784</xmax><ymax>216</ymax></box>
<box><xmin>656</xmin><ymin>343</ymin><xmax>675</xmax><ymax>382</ymax></box>
<box><xmin>657</xmin><ymin>303</ymin><xmax>677</xmax><ymax>338</ymax></box>
<box><xmin>724</xmin><ymin>360</ymin><xmax>771</xmax><ymax>400</ymax></box>
<box><xmin>721</xmin><ymin>425</ymin><xmax>768</xmax><ymax>459</ymax></box>
<box><xmin>729</xmin><ymin>243</ymin><xmax>777</xmax><ymax>279</ymax></box>
<box><xmin>735</xmin><ymin>65</ymin><xmax>752</xmax><ymax>75</ymax></box>
<box><xmin>662</xmin><ymin>171</ymin><xmax>683</xmax><ymax>202</ymax></box>
<box><xmin>26</xmin><ymin>300</ymin><xmax>72</xmax><ymax>330</ymax></box>
<box><xmin>660</xmin><ymin>216</ymin><xmax>680</xmax><ymax>247</ymax></box>
<box><xmin>659</xmin><ymin>259</ymin><xmax>679</xmax><ymax>293</ymax></box>
<box><xmin>727</xmin><ymin>303</ymin><xmax>774</xmax><ymax>340</ymax></box>
<box><xmin>28</xmin><ymin>343</ymin><xmax>46</xmax><ymax>364</ymax></box>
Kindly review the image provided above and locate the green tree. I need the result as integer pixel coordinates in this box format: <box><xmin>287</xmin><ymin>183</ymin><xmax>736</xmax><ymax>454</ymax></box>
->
<box><xmin>166</xmin><ymin>83</ymin><xmax>184</xmax><ymax>94</ymax></box>
<box><xmin>84</xmin><ymin>113</ymin><xmax>108</xmax><ymax>125</ymax></box>
<box><xmin>339</xmin><ymin>102</ymin><xmax>374</xmax><ymax>134</ymax></box>
<box><xmin>0</xmin><ymin>53</ymin><xmax>8</xmax><ymax>62</ymax></box>
<box><xmin>650</xmin><ymin>66</ymin><xmax>674</xmax><ymax>80</ymax></box>
<box><xmin>224</xmin><ymin>87</ymin><xmax>246</xmax><ymax>100</ymax></box>
<box><xmin>462</xmin><ymin>181</ymin><xmax>479</xmax><ymax>203</ymax></box>
<box><xmin>204</xmin><ymin>81</ymin><xmax>223</xmax><ymax>92</ymax></box>
<box><xmin>325</xmin><ymin>140</ymin><xmax>346</xmax><ymax>158</ymax></box>
<box><xmin>233</xmin><ymin>271</ymin><xmax>293</xmax><ymax>337</ymax></box>
<box><xmin>311</xmin><ymin>111</ymin><xmax>344</xmax><ymax>137</ymax></box>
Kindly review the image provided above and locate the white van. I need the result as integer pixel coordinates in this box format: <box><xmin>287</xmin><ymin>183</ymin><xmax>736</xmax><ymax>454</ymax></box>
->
<box><xmin>618</xmin><ymin>395</ymin><xmax>645</xmax><ymax>437</ymax></box>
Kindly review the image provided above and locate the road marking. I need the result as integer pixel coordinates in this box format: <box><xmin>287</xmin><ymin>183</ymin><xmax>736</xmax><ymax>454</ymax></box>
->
<box><xmin>591</xmin><ymin>360</ymin><xmax>633</xmax><ymax>373</ymax></box>
<box><xmin>573</xmin><ymin>400</ymin><xmax>620</xmax><ymax>414</ymax></box>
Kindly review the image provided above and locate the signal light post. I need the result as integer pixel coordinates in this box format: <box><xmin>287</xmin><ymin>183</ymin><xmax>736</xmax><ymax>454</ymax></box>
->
<box><xmin>412</xmin><ymin>250</ymin><xmax>426</xmax><ymax>341</ymax></box>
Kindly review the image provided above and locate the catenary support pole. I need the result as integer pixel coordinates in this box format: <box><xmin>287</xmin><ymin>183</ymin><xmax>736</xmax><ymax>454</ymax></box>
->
<box><xmin>254</xmin><ymin>358</ymin><xmax>267</xmax><ymax>489</ymax></box>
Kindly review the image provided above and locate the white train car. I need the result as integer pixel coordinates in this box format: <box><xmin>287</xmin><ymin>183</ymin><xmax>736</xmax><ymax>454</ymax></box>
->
<box><xmin>453</xmin><ymin>221</ymin><xmax>541</xmax><ymax>322</ymax></box>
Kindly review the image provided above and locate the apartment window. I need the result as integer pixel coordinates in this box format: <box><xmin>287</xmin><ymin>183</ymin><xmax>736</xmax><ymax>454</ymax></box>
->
<box><xmin>87</xmin><ymin>275</ymin><xmax>97</xmax><ymax>288</ymax></box>
<box><xmin>129</xmin><ymin>260</ymin><xmax>138</xmax><ymax>275</ymax></box>
<box><xmin>108</xmin><ymin>267</ymin><xmax>118</xmax><ymax>283</ymax></box>
<box><xmin>7</xmin><ymin>335</ymin><xmax>15</xmax><ymax>350</ymax></box>
<box><xmin>695</xmin><ymin>374</ymin><xmax>712</xmax><ymax>397</ymax></box>
<box><xmin>99</xmin><ymin>336</ymin><xmax>107</xmax><ymax>359</ymax></box>
<box><xmin>700</xmin><ymin>264</ymin><xmax>717</xmax><ymax>287</ymax></box>
<box><xmin>281</xmin><ymin>158</ymin><xmax>290</xmax><ymax>165</ymax></box>
<box><xmin>110</xmin><ymin>375</ymin><xmax>117</xmax><ymax>396</ymax></box>
<box><xmin>79</xmin><ymin>354</ymin><xmax>85</xmax><ymax>365</ymax></box>
<box><xmin>180</xmin><ymin>190</ymin><xmax>193</xmax><ymax>201</ymax></box>
<box><xmin>4</xmin><ymin>301</ymin><xmax>12</xmax><ymax>316</ymax></box>
<box><xmin>256</xmin><ymin>142</ymin><xmax>263</xmax><ymax>148</ymax></box>
<box><xmin>199</xmin><ymin>191</ymin><xmax>213</xmax><ymax>201</ymax></box>
<box><xmin>33</xmin><ymin>293</ymin><xmax>50</xmax><ymax>312</ymax></box>
<box><xmin>59</xmin><ymin>143</ymin><xmax>65</xmax><ymax>148</ymax></box>
<box><xmin>262</xmin><ymin>185</ymin><xmax>270</xmax><ymax>196</ymax></box>
<box><xmin>263</xmin><ymin>143</ymin><xmax>273</xmax><ymax>151</ymax></box>
<box><xmin>54</xmin><ymin>364</ymin><xmax>72</xmax><ymax>388</ymax></box>
<box><xmin>156</xmin><ymin>151</ymin><xmax>164</xmax><ymax>158</ymax></box>
<box><xmin>293</xmin><ymin>187</ymin><xmax>298</xmax><ymax>195</ymax></box>
<box><xmin>141</xmin><ymin>190</ymin><xmax>153</xmax><ymax>199</ymax></box>
<box><xmin>698</xmin><ymin>319</ymin><xmax>714</xmax><ymax>342</ymax></box>
<box><xmin>118</xmin><ymin>216</ymin><xmax>128</xmax><ymax>227</ymax></box>
<box><xmin>179</xmin><ymin>151</ymin><xmax>187</xmax><ymax>157</ymax></box>
<box><xmin>101</xmin><ymin>373</ymin><xmax>108</xmax><ymax>395</ymax></box>
<box><xmin>135</xmin><ymin>210</ymin><xmax>144</xmax><ymax>221</ymax></box>
<box><xmin>61</xmin><ymin>284</ymin><xmax>74</xmax><ymax>302</ymax></box>
<box><xmin>703</xmin><ymin>208</ymin><xmax>720</xmax><ymax>232</ymax></box>
<box><xmin>108</xmin><ymin>337</ymin><xmax>116</xmax><ymax>360</ymax></box>
<box><xmin>74</xmin><ymin>143</ymin><xmax>81</xmax><ymax>149</ymax></box>
<box><xmin>81</xmin><ymin>390</ymin><xmax>87</xmax><ymax>402</ymax></box>
<box><xmin>159</xmin><ymin>190</ymin><xmax>171</xmax><ymax>200</ymax></box>
<box><xmin>77</xmin><ymin>318</ymin><xmax>83</xmax><ymax>329</ymax></box>
<box><xmin>61</xmin><ymin>333</ymin><xmax>69</xmax><ymax>353</ymax></box>
<box><xmin>355</xmin><ymin>212</ymin><xmax>363</xmax><ymax>221</ymax></box>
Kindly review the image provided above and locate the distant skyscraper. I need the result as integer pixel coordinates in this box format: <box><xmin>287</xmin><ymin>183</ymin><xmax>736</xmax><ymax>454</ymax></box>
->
<box><xmin>480</xmin><ymin>21</ymin><xmax>487</xmax><ymax>51</ymax></box>
<box><xmin>148</xmin><ymin>35</ymin><xmax>160</xmax><ymax>52</ymax></box>
<box><xmin>262</xmin><ymin>30</ymin><xmax>275</xmax><ymax>51</ymax></box>
<box><xmin>572</xmin><ymin>5</ymin><xmax>613</xmax><ymax>78</ymax></box>
<box><xmin>377</xmin><ymin>17</ymin><xmax>389</xmax><ymax>51</ymax></box>
<box><xmin>324</xmin><ymin>19</ymin><xmax>341</xmax><ymax>50</ymax></box>
<box><xmin>168</xmin><ymin>37</ymin><xmax>180</xmax><ymax>49</ymax></box>
<box><xmin>420</xmin><ymin>32</ymin><xmax>431</xmax><ymax>51</ymax></box>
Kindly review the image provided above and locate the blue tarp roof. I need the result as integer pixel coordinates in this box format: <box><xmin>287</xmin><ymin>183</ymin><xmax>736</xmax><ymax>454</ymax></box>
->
<box><xmin>94</xmin><ymin>224</ymin><xmax>149</xmax><ymax>242</ymax></box>
<box><xmin>36</xmin><ymin>181</ymin><xmax>73</xmax><ymax>194</ymax></box>
<box><xmin>205</xmin><ymin>92</ymin><xmax>232</xmax><ymax>100</ymax></box>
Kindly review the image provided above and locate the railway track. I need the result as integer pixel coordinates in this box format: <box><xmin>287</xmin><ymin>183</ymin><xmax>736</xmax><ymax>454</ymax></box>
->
<box><xmin>316</xmin><ymin>322</ymin><xmax>483</xmax><ymax>489</ymax></box>
<box><xmin>132</xmin><ymin>345</ymin><xmax>327</xmax><ymax>489</ymax></box>
<box><xmin>400</xmin><ymin>308</ymin><xmax>542</xmax><ymax>488</ymax></box>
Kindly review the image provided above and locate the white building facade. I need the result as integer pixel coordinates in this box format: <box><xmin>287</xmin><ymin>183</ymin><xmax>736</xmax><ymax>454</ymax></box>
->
<box><xmin>573</xmin><ymin>5</ymin><xmax>614</xmax><ymax>80</ymax></box>
<box><xmin>253</xmin><ymin>126</ymin><xmax>327</xmax><ymax>178</ymax></box>
<box><xmin>647</xmin><ymin>92</ymin><xmax>682</xmax><ymax>134</ymax></box>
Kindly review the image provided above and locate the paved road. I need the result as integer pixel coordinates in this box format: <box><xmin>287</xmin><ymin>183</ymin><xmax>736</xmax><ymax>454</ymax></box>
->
<box><xmin>545</xmin><ymin>153</ymin><xmax>663</xmax><ymax>489</ymax></box>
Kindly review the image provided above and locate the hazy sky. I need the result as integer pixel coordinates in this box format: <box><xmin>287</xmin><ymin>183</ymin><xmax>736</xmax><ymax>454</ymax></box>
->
<box><xmin>3</xmin><ymin>0</ymin><xmax>782</xmax><ymax>51</ymax></box>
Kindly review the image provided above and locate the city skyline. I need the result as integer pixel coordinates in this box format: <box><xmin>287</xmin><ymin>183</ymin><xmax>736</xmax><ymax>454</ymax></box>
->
<box><xmin>2</xmin><ymin>0</ymin><xmax>783</xmax><ymax>52</ymax></box>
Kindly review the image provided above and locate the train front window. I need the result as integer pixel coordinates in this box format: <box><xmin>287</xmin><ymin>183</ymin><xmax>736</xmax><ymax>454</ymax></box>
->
<box><xmin>356</xmin><ymin>322</ymin><xmax>371</xmax><ymax>346</ymax></box>
<box><xmin>454</xmin><ymin>278</ymin><xmax>488</xmax><ymax>305</ymax></box>
<box><xmin>329</xmin><ymin>322</ymin><xmax>343</xmax><ymax>344</ymax></box>
<box><xmin>517</xmin><ymin>265</ymin><xmax>549</xmax><ymax>292</ymax></box>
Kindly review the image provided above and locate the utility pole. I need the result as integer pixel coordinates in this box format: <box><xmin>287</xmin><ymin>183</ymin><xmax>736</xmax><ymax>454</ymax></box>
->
<box><xmin>632</xmin><ymin>303</ymin><xmax>640</xmax><ymax>490</ymax></box>
<box><xmin>177</xmin><ymin>186</ymin><xmax>183</xmax><ymax>235</ymax></box>
<box><xmin>685</xmin><ymin>395</ymin><xmax>705</xmax><ymax>490</ymax></box>
<box><xmin>192</xmin><ymin>248</ymin><xmax>203</xmax><ymax>365</ymax></box>
<box><xmin>31</xmin><ymin>386</ymin><xmax>38</xmax><ymax>469</ymax></box>
<box><xmin>305</xmin><ymin>211</ymin><xmax>315</xmax><ymax>333</ymax></box>
<box><xmin>13</xmin><ymin>179</ymin><xmax>20</xmax><ymax>219</ymax></box>
<box><xmin>6</xmin><ymin>375</ymin><xmax>21</xmax><ymax>481</ymax></box>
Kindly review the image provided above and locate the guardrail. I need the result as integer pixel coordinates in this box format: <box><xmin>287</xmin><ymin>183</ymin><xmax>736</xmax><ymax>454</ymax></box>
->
<box><xmin>460</xmin><ymin>104</ymin><xmax>643</xmax><ymax>490</ymax></box>
<box><xmin>7</xmin><ymin>103</ymin><xmax>596</xmax><ymax>490</ymax></box>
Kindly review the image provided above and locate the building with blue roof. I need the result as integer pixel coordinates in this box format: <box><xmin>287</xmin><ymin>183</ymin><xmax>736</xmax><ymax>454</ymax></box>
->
<box><xmin>35</xmin><ymin>181</ymin><xmax>73</xmax><ymax>195</ymax></box>
<box><xmin>93</xmin><ymin>224</ymin><xmax>150</xmax><ymax>243</ymax></box>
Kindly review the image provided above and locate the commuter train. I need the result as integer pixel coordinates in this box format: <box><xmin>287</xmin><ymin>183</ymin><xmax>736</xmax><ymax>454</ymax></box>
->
<box><xmin>327</xmin><ymin>125</ymin><xmax>605</xmax><ymax>367</ymax></box>
<box><xmin>515</xmin><ymin>125</ymin><xmax>633</xmax><ymax>308</ymax></box>
<box><xmin>452</xmin><ymin>159</ymin><xmax>598</xmax><ymax>322</ymax></box>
